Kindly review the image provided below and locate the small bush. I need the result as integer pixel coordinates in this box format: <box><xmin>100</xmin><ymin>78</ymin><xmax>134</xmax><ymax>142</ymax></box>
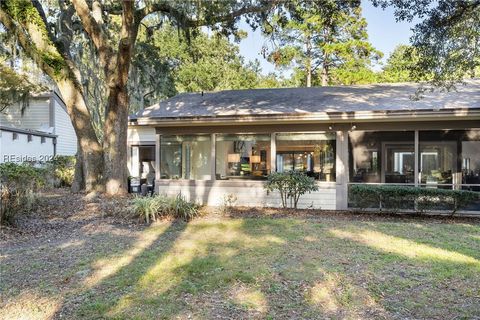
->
<box><xmin>0</xmin><ymin>162</ymin><xmax>45</xmax><ymax>225</ymax></box>
<box><xmin>265</xmin><ymin>171</ymin><xmax>318</xmax><ymax>209</ymax></box>
<box><xmin>45</xmin><ymin>155</ymin><xmax>76</xmax><ymax>187</ymax></box>
<box><xmin>349</xmin><ymin>184</ymin><xmax>479</xmax><ymax>215</ymax></box>
<box><xmin>132</xmin><ymin>194</ymin><xmax>200</xmax><ymax>223</ymax></box>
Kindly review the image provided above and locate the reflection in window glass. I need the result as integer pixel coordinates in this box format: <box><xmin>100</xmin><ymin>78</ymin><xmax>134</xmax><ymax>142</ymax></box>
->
<box><xmin>216</xmin><ymin>134</ymin><xmax>271</xmax><ymax>180</ymax></box>
<box><xmin>160</xmin><ymin>135</ymin><xmax>211</xmax><ymax>180</ymax></box>
<box><xmin>419</xmin><ymin>130</ymin><xmax>480</xmax><ymax>191</ymax></box>
<box><xmin>276</xmin><ymin>133</ymin><xmax>336</xmax><ymax>181</ymax></box>
<box><xmin>349</xmin><ymin>131</ymin><xmax>414</xmax><ymax>183</ymax></box>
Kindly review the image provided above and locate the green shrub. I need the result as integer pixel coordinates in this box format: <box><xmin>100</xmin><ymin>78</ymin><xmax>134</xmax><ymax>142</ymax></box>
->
<box><xmin>0</xmin><ymin>162</ymin><xmax>46</xmax><ymax>225</ymax></box>
<box><xmin>349</xmin><ymin>184</ymin><xmax>479</xmax><ymax>215</ymax></box>
<box><xmin>265</xmin><ymin>171</ymin><xmax>319</xmax><ymax>209</ymax></box>
<box><xmin>45</xmin><ymin>155</ymin><xmax>76</xmax><ymax>187</ymax></box>
<box><xmin>132</xmin><ymin>194</ymin><xmax>201</xmax><ymax>223</ymax></box>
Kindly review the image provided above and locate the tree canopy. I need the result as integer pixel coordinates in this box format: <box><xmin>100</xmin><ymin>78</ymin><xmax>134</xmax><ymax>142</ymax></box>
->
<box><xmin>373</xmin><ymin>0</ymin><xmax>480</xmax><ymax>90</ymax></box>
<box><xmin>264</xmin><ymin>1</ymin><xmax>382</xmax><ymax>86</ymax></box>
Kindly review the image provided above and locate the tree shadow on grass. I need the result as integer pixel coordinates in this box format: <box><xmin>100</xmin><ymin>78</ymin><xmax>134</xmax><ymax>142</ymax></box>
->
<box><xmin>79</xmin><ymin>218</ymin><xmax>391</xmax><ymax>319</ymax></box>
<box><xmin>5</xmin><ymin>214</ymin><xmax>479</xmax><ymax>319</ymax></box>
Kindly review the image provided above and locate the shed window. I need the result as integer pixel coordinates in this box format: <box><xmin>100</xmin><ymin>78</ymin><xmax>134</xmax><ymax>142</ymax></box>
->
<box><xmin>28</xmin><ymin>134</ymin><xmax>33</xmax><ymax>142</ymax></box>
<box><xmin>12</xmin><ymin>132</ymin><xmax>18</xmax><ymax>140</ymax></box>
<box><xmin>41</xmin><ymin>136</ymin><xmax>46</xmax><ymax>143</ymax></box>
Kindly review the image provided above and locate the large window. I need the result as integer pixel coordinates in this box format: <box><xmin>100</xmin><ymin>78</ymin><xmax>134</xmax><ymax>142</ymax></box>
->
<box><xmin>276</xmin><ymin>133</ymin><xmax>336</xmax><ymax>181</ymax></box>
<box><xmin>216</xmin><ymin>134</ymin><xmax>271</xmax><ymax>180</ymax></box>
<box><xmin>130</xmin><ymin>145</ymin><xmax>155</xmax><ymax>183</ymax></box>
<box><xmin>349</xmin><ymin>131</ymin><xmax>415</xmax><ymax>183</ymax></box>
<box><xmin>160</xmin><ymin>135</ymin><xmax>211</xmax><ymax>180</ymax></box>
<box><xmin>419</xmin><ymin>130</ymin><xmax>480</xmax><ymax>191</ymax></box>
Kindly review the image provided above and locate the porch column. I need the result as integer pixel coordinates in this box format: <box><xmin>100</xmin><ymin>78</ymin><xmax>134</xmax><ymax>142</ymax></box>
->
<box><xmin>270</xmin><ymin>133</ymin><xmax>276</xmax><ymax>174</ymax></box>
<box><xmin>414</xmin><ymin>130</ymin><xmax>419</xmax><ymax>187</ymax></box>
<box><xmin>155</xmin><ymin>133</ymin><xmax>161</xmax><ymax>181</ymax></box>
<box><xmin>211</xmin><ymin>133</ymin><xmax>216</xmax><ymax>180</ymax></box>
<box><xmin>335</xmin><ymin>130</ymin><xmax>349</xmax><ymax>210</ymax></box>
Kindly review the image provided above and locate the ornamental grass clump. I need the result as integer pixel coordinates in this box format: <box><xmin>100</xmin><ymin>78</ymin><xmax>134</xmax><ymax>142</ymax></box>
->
<box><xmin>132</xmin><ymin>194</ymin><xmax>201</xmax><ymax>223</ymax></box>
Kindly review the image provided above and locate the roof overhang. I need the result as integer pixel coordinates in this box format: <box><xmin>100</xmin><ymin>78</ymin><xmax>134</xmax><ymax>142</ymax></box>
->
<box><xmin>131</xmin><ymin>108</ymin><xmax>480</xmax><ymax>127</ymax></box>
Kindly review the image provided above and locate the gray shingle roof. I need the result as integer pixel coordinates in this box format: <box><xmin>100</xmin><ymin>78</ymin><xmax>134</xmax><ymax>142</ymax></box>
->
<box><xmin>135</xmin><ymin>79</ymin><xmax>480</xmax><ymax>120</ymax></box>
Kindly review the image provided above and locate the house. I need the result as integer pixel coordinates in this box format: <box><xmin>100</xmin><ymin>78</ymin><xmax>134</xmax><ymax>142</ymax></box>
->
<box><xmin>0</xmin><ymin>91</ymin><xmax>77</xmax><ymax>163</ymax></box>
<box><xmin>127</xmin><ymin>80</ymin><xmax>480</xmax><ymax>212</ymax></box>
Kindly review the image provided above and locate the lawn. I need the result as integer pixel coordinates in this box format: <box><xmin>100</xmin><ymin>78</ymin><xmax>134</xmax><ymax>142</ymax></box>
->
<box><xmin>1</xmin><ymin>193</ymin><xmax>479</xmax><ymax>319</ymax></box>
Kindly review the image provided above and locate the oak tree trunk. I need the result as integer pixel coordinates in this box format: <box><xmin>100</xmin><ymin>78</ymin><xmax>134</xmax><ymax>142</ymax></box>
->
<box><xmin>56</xmin><ymin>79</ymin><xmax>104</xmax><ymax>192</ymax></box>
<box><xmin>103</xmin><ymin>86</ymin><xmax>129</xmax><ymax>195</ymax></box>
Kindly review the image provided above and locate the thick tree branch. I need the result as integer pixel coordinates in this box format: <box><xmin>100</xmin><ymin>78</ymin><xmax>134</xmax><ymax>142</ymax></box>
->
<box><xmin>136</xmin><ymin>1</ymin><xmax>278</xmax><ymax>28</ymax></box>
<box><xmin>71</xmin><ymin>0</ymin><xmax>113</xmax><ymax>65</ymax></box>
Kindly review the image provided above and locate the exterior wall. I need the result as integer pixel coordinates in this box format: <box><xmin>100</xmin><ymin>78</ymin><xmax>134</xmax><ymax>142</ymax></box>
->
<box><xmin>0</xmin><ymin>129</ymin><xmax>55</xmax><ymax>163</ymax></box>
<box><xmin>130</xmin><ymin>119</ymin><xmax>480</xmax><ymax>211</ymax></box>
<box><xmin>156</xmin><ymin>180</ymin><xmax>336</xmax><ymax>209</ymax></box>
<box><xmin>127</xmin><ymin>126</ymin><xmax>156</xmax><ymax>176</ymax></box>
<box><xmin>0</xmin><ymin>93</ymin><xmax>78</xmax><ymax>156</ymax></box>
<box><xmin>128</xmin><ymin>126</ymin><xmax>156</xmax><ymax>144</ymax></box>
<box><xmin>0</xmin><ymin>98</ymin><xmax>50</xmax><ymax>131</ymax></box>
<box><xmin>53</xmin><ymin>99</ymin><xmax>77</xmax><ymax>155</ymax></box>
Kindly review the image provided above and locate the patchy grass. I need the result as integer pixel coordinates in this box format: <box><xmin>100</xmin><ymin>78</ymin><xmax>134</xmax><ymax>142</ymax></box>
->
<box><xmin>1</xmin><ymin>200</ymin><xmax>479</xmax><ymax>319</ymax></box>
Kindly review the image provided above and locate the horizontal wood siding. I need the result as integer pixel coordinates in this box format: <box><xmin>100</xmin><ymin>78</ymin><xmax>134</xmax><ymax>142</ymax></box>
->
<box><xmin>54</xmin><ymin>100</ymin><xmax>77</xmax><ymax>156</ymax></box>
<box><xmin>128</xmin><ymin>126</ymin><xmax>156</xmax><ymax>143</ymax></box>
<box><xmin>155</xmin><ymin>180</ymin><xmax>336</xmax><ymax>209</ymax></box>
<box><xmin>0</xmin><ymin>130</ymin><xmax>55</xmax><ymax>163</ymax></box>
<box><xmin>0</xmin><ymin>99</ymin><xmax>50</xmax><ymax>130</ymax></box>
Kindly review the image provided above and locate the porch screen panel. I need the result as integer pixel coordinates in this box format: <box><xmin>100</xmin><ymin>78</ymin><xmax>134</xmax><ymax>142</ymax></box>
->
<box><xmin>349</xmin><ymin>131</ymin><xmax>414</xmax><ymax>183</ymax></box>
<box><xmin>160</xmin><ymin>135</ymin><xmax>211</xmax><ymax>180</ymax></box>
<box><xmin>418</xmin><ymin>129</ymin><xmax>480</xmax><ymax>211</ymax></box>
<box><xmin>215</xmin><ymin>134</ymin><xmax>271</xmax><ymax>180</ymax></box>
<box><xmin>276</xmin><ymin>132</ymin><xmax>336</xmax><ymax>182</ymax></box>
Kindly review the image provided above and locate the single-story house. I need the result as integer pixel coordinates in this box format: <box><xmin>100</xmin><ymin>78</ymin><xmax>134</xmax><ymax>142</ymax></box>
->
<box><xmin>1</xmin><ymin>90</ymin><xmax>77</xmax><ymax>163</ymax></box>
<box><xmin>127</xmin><ymin>80</ymin><xmax>480</xmax><ymax>212</ymax></box>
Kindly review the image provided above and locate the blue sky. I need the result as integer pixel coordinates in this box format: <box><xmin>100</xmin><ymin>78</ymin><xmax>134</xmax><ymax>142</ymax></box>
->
<box><xmin>236</xmin><ymin>1</ymin><xmax>416</xmax><ymax>75</ymax></box>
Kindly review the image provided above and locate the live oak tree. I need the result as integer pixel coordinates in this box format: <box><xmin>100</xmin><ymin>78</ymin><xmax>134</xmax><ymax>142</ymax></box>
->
<box><xmin>373</xmin><ymin>0</ymin><xmax>480</xmax><ymax>90</ymax></box>
<box><xmin>0</xmin><ymin>0</ymin><xmax>279</xmax><ymax>195</ymax></box>
<box><xmin>264</xmin><ymin>0</ymin><xmax>381</xmax><ymax>87</ymax></box>
<box><xmin>0</xmin><ymin>64</ymin><xmax>45</xmax><ymax>113</ymax></box>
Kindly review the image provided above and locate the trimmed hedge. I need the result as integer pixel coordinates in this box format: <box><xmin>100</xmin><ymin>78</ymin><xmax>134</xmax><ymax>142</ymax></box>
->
<box><xmin>349</xmin><ymin>184</ymin><xmax>479</xmax><ymax>215</ymax></box>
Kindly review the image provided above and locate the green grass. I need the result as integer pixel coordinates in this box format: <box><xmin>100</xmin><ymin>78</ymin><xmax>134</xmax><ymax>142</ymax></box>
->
<box><xmin>1</xmin><ymin>215</ymin><xmax>479</xmax><ymax>319</ymax></box>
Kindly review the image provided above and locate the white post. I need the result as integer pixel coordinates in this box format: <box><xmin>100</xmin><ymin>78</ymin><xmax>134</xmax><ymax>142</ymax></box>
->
<box><xmin>155</xmin><ymin>133</ymin><xmax>161</xmax><ymax>181</ymax></box>
<box><xmin>335</xmin><ymin>130</ymin><xmax>349</xmax><ymax>210</ymax></box>
<box><xmin>211</xmin><ymin>133</ymin><xmax>216</xmax><ymax>180</ymax></box>
<box><xmin>414</xmin><ymin>130</ymin><xmax>419</xmax><ymax>187</ymax></box>
<box><xmin>270</xmin><ymin>133</ymin><xmax>276</xmax><ymax>174</ymax></box>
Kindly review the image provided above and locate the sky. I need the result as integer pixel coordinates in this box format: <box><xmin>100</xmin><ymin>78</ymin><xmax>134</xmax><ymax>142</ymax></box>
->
<box><xmin>236</xmin><ymin>1</ymin><xmax>416</xmax><ymax>75</ymax></box>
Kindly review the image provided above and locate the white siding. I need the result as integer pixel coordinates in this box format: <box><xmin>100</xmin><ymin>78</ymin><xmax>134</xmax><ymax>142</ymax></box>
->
<box><xmin>128</xmin><ymin>126</ymin><xmax>156</xmax><ymax>143</ymax></box>
<box><xmin>156</xmin><ymin>180</ymin><xmax>336</xmax><ymax>210</ymax></box>
<box><xmin>53</xmin><ymin>100</ymin><xmax>77</xmax><ymax>156</ymax></box>
<box><xmin>0</xmin><ymin>98</ymin><xmax>50</xmax><ymax>131</ymax></box>
<box><xmin>0</xmin><ymin>130</ymin><xmax>55</xmax><ymax>163</ymax></box>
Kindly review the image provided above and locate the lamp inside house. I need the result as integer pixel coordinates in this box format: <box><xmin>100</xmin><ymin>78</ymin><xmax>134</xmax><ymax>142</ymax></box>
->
<box><xmin>227</xmin><ymin>153</ymin><xmax>241</xmax><ymax>163</ymax></box>
<box><xmin>250</xmin><ymin>155</ymin><xmax>261</xmax><ymax>163</ymax></box>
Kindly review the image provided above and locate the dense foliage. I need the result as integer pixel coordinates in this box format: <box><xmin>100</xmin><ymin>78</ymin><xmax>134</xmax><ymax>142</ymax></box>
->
<box><xmin>264</xmin><ymin>2</ymin><xmax>382</xmax><ymax>86</ymax></box>
<box><xmin>373</xmin><ymin>0</ymin><xmax>480</xmax><ymax>90</ymax></box>
<box><xmin>46</xmin><ymin>156</ymin><xmax>76</xmax><ymax>187</ymax></box>
<box><xmin>0</xmin><ymin>162</ymin><xmax>45</xmax><ymax>225</ymax></box>
<box><xmin>265</xmin><ymin>171</ymin><xmax>318</xmax><ymax>209</ymax></box>
<box><xmin>0</xmin><ymin>64</ymin><xmax>45</xmax><ymax>113</ymax></box>
<box><xmin>349</xmin><ymin>184</ymin><xmax>479</xmax><ymax>215</ymax></box>
<box><xmin>131</xmin><ymin>194</ymin><xmax>201</xmax><ymax>223</ymax></box>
